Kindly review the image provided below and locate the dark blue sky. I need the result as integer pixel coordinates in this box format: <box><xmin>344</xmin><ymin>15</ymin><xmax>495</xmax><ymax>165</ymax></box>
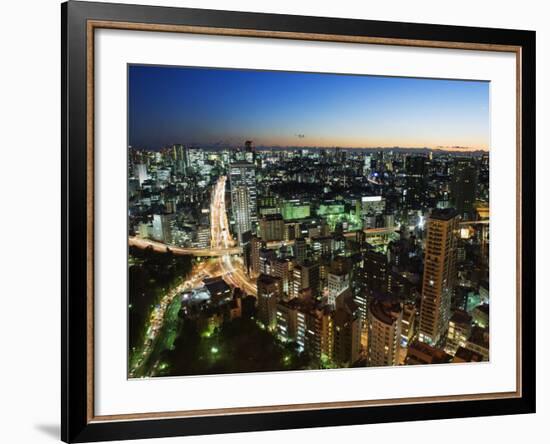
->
<box><xmin>128</xmin><ymin>65</ymin><xmax>489</xmax><ymax>150</ymax></box>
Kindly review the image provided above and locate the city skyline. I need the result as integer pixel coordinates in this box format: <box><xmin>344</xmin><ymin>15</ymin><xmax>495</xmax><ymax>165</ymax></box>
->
<box><xmin>128</xmin><ymin>64</ymin><xmax>490</xmax><ymax>378</ymax></box>
<box><xmin>129</xmin><ymin>65</ymin><xmax>490</xmax><ymax>151</ymax></box>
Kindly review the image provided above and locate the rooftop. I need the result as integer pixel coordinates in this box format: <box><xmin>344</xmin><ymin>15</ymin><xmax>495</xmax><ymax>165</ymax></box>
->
<box><xmin>406</xmin><ymin>340</ymin><xmax>452</xmax><ymax>365</ymax></box>
<box><xmin>450</xmin><ymin>309</ymin><xmax>472</xmax><ymax>326</ymax></box>
<box><xmin>453</xmin><ymin>346</ymin><xmax>484</xmax><ymax>363</ymax></box>
<box><xmin>430</xmin><ymin>208</ymin><xmax>458</xmax><ymax>221</ymax></box>
<box><xmin>369</xmin><ymin>299</ymin><xmax>401</xmax><ymax>326</ymax></box>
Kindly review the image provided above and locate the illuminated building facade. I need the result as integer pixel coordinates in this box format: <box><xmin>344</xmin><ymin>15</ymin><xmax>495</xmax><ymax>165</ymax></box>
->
<box><xmin>419</xmin><ymin>208</ymin><xmax>459</xmax><ymax>346</ymax></box>
<box><xmin>229</xmin><ymin>161</ymin><xmax>257</xmax><ymax>244</ymax></box>
<box><xmin>367</xmin><ymin>299</ymin><xmax>403</xmax><ymax>367</ymax></box>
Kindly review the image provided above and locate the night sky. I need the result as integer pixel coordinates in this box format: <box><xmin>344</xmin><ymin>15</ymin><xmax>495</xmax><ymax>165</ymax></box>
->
<box><xmin>128</xmin><ymin>64</ymin><xmax>490</xmax><ymax>150</ymax></box>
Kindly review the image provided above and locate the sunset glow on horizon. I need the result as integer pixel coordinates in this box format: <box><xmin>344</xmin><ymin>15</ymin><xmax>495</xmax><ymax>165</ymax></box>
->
<box><xmin>129</xmin><ymin>65</ymin><xmax>490</xmax><ymax>151</ymax></box>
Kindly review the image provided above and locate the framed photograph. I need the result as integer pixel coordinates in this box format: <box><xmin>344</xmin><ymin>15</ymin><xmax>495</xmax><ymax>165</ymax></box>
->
<box><xmin>62</xmin><ymin>1</ymin><xmax>536</xmax><ymax>442</ymax></box>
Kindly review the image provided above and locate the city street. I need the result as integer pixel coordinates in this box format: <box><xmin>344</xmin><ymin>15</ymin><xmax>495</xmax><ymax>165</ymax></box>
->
<box><xmin>129</xmin><ymin>175</ymin><xmax>257</xmax><ymax>377</ymax></box>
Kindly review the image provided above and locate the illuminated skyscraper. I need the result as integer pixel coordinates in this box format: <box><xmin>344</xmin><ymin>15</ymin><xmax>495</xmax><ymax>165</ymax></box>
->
<box><xmin>363</xmin><ymin>250</ymin><xmax>389</xmax><ymax>294</ymax></box>
<box><xmin>244</xmin><ymin>140</ymin><xmax>256</xmax><ymax>164</ymax></box>
<box><xmin>152</xmin><ymin>214</ymin><xmax>174</xmax><ymax>244</ymax></box>
<box><xmin>257</xmin><ymin>274</ymin><xmax>282</xmax><ymax>331</ymax></box>
<box><xmin>405</xmin><ymin>155</ymin><xmax>427</xmax><ymax>210</ymax></box>
<box><xmin>293</xmin><ymin>237</ymin><xmax>307</xmax><ymax>264</ymax></box>
<box><xmin>332</xmin><ymin>301</ymin><xmax>362</xmax><ymax>366</ymax></box>
<box><xmin>134</xmin><ymin>163</ymin><xmax>148</xmax><ymax>186</ymax></box>
<box><xmin>327</xmin><ymin>268</ymin><xmax>350</xmax><ymax>307</ymax></box>
<box><xmin>291</xmin><ymin>261</ymin><xmax>320</xmax><ymax>300</ymax></box>
<box><xmin>259</xmin><ymin>214</ymin><xmax>284</xmax><ymax>241</ymax></box>
<box><xmin>269</xmin><ymin>258</ymin><xmax>293</xmax><ymax>298</ymax></box>
<box><xmin>172</xmin><ymin>144</ymin><xmax>188</xmax><ymax>176</ymax></box>
<box><xmin>367</xmin><ymin>299</ymin><xmax>402</xmax><ymax>367</ymax></box>
<box><xmin>451</xmin><ymin>158</ymin><xmax>478</xmax><ymax>219</ymax></box>
<box><xmin>419</xmin><ymin>209</ymin><xmax>459</xmax><ymax>346</ymax></box>
<box><xmin>229</xmin><ymin>161</ymin><xmax>257</xmax><ymax>244</ymax></box>
<box><xmin>250</xmin><ymin>235</ymin><xmax>263</xmax><ymax>277</ymax></box>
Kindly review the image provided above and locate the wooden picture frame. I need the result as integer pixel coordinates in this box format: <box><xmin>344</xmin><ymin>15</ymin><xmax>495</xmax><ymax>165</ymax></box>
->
<box><xmin>62</xmin><ymin>1</ymin><xmax>536</xmax><ymax>442</ymax></box>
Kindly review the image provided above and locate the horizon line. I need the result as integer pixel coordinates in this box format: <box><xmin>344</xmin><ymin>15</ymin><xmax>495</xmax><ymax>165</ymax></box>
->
<box><xmin>130</xmin><ymin>144</ymin><xmax>489</xmax><ymax>152</ymax></box>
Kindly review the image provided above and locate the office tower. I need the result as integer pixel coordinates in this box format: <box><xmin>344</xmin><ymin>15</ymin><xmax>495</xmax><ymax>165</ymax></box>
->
<box><xmin>451</xmin><ymin>158</ymin><xmax>478</xmax><ymax>219</ymax></box>
<box><xmin>269</xmin><ymin>258</ymin><xmax>293</xmax><ymax>298</ymax></box>
<box><xmin>259</xmin><ymin>214</ymin><xmax>285</xmax><ymax>241</ymax></box>
<box><xmin>405</xmin><ymin>155</ymin><xmax>427</xmax><ymax>210</ymax></box>
<box><xmin>363</xmin><ymin>154</ymin><xmax>372</xmax><ymax>176</ymax></box>
<box><xmin>363</xmin><ymin>249</ymin><xmax>389</xmax><ymax>294</ymax></box>
<box><xmin>311</xmin><ymin>236</ymin><xmax>333</xmax><ymax>260</ymax></box>
<box><xmin>419</xmin><ymin>208</ymin><xmax>459</xmax><ymax>346</ymax></box>
<box><xmin>134</xmin><ymin>163</ymin><xmax>148</xmax><ymax>185</ymax></box>
<box><xmin>291</xmin><ymin>263</ymin><xmax>305</xmax><ymax>300</ymax></box>
<box><xmin>229</xmin><ymin>161</ymin><xmax>257</xmax><ymax>244</ymax></box>
<box><xmin>358</xmin><ymin>196</ymin><xmax>386</xmax><ymax>217</ymax></box>
<box><xmin>327</xmin><ymin>268</ymin><xmax>350</xmax><ymax>307</ymax></box>
<box><xmin>244</xmin><ymin>140</ymin><xmax>256</xmax><ymax>164</ymax></box>
<box><xmin>187</xmin><ymin>147</ymin><xmax>204</xmax><ymax>170</ymax></box>
<box><xmin>152</xmin><ymin>214</ymin><xmax>174</xmax><ymax>244</ymax></box>
<box><xmin>276</xmin><ymin>299</ymin><xmax>303</xmax><ymax>349</ymax></box>
<box><xmin>291</xmin><ymin>260</ymin><xmax>320</xmax><ymax>300</ymax></box>
<box><xmin>172</xmin><ymin>144</ymin><xmax>188</xmax><ymax>176</ymax></box>
<box><xmin>257</xmin><ymin>274</ymin><xmax>282</xmax><ymax>331</ymax></box>
<box><xmin>250</xmin><ymin>235</ymin><xmax>263</xmax><ymax>276</ymax></box>
<box><xmin>258</xmin><ymin>247</ymin><xmax>276</xmax><ymax>275</ymax></box>
<box><xmin>367</xmin><ymin>299</ymin><xmax>402</xmax><ymax>367</ymax></box>
<box><xmin>332</xmin><ymin>301</ymin><xmax>362</xmax><ymax>366</ymax></box>
<box><xmin>294</xmin><ymin>237</ymin><xmax>307</xmax><ymax>263</ymax></box>
<box><xmin>445</xmin><ymin>310</ymin><xmax>473</xmax><ymax>354</ymax></box>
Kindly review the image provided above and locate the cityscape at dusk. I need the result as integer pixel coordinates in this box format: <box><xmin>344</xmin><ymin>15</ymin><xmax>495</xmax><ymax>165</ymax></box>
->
<box><xmin>128</xmin><ymin>65</ymin><xmax>490</xmax><ymax>378</ymax></box>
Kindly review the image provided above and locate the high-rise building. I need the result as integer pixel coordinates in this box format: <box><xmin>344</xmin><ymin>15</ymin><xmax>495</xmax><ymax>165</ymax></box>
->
<box><xmin>405</xmin><ymin>155</ymin><xmax>427</xmax><ymax>210</ymax></box>
<box><xmin>451</xmin><ymin>158</ymin><xmax>478</xmax><ymax>219</ymax></box>
<box><xmin>293</xmin><ymin>237</ymin><xmax>307</xmax><ymax>263</ymax></box>
<box><xmin>258</xmin><ymin>247</ymin><xmax>276</xmax><ymax>275</ymax></box>
<box><xmin>269</xmin><ymin>258</ymin><xmax>293</xmax><ymax>298</ymax></box>
<box><xmin>229</xmin><ymin>161</ymin><xmax>257</xmax><ymax>244</ymax></box>
<box><xmin>332</xmin><ymin>301</ymin><xmax>362</xmax><ymax>366</ymax></box>
<box><xmin>276</xmin><ymin>299</ymin><xmax>302</xmax><ymax>349</ymax></box>
<box><xmin>327</xmin><ymin>268</ymin><xmax>350</xmax><ymax>307</ymax></box>
<box><xmin>244</xmin><ymin>140</ymin><xmax>256</xmax><ymax>164</ymax></box>
<box><xmin>250</xmin><ymin>235</ymin><xmax>263</xmax><ymax>276</ymax></box>
<box><xmin>419</xmin><ymin>208</ymin><xmax>459</xmax><ymax>346</ymax></box>
<box><xmin>367</xmin><ymin>299</ymin><xmax>402</xmax><ymax>367</ymax></box>
<box><xmin>152</xmin><ymin>214</ymin><xmax>174</xmax><ymax>244</ymax></box>
<box><xmin>134</xmin><ymin>163</ymin><xmax>148</xmax><ymax>185</ymax></box>
<box><xmin>291</xmin><ymin>260</ymin><xmax>320</xmax><ymax>300</ymax></box>
<box><xmin>363</xmin><ymin>250</ymin><xmax>389</xmax><ymax>294</ymax></box>
<box><xmin>259</xmin><ymin>213</ymin><xmax>284</xmax><ymax>241</ymax></box>
<box><xmin>363</xmin><ymin>154</ymin><xmax>372</xmax><ymax>176</ymax></box>
<box><xmin>172</xmin><ymin>144</ymin><xmax>188</xmax><ymax>176</ymax></box>
<box><xmin>257</xmin><ymin>274</ymin><xmax>282</xmax><ymax>331</ymax></box>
